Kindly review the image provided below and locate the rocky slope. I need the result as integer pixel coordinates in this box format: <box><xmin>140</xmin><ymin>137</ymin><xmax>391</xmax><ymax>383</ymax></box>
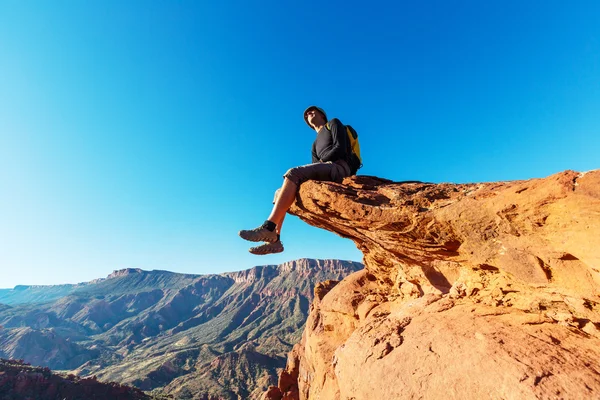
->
<box><xmin>0</xmin><ymin>358</ymin><xmax>153</xmax><ymax>400</ymax></box>
<box><xmin>0</xmin><ymin>259</ymin><xmax>362</xmax><ymax>399</ymax></box>
<box><xmin>265</xmin><ymin>170</ymin><xmax>600</xmax><ymax>400</ymax></box>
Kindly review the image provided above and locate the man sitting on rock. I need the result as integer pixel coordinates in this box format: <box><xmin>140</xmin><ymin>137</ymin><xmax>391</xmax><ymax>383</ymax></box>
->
<box><xmin>239</xmin><ymin>106</ymin><xmax>358</xmax><ymax>255</ymax></box>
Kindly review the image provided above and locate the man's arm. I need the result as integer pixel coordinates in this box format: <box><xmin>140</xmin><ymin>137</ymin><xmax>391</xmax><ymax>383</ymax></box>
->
<box><xmin>312</xmin><ymin>142</ymin><xmax>319</xmax><ymax>163</ymax></box>
<box><xmin>318</xmin><ymin>118</ymin><xmax>349</xmax><ymax>162</ymax></box>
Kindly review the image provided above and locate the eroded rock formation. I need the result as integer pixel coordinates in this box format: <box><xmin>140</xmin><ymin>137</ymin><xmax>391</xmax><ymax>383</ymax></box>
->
<box><xmin>0</xmin><ymin>359</ymin><xmax>151</xmax><ymax>399</ymax></box>
<box><xmin>265</xmin><ymin>170</ymin><xmax>600</xmax><ymax>400</ymax></box>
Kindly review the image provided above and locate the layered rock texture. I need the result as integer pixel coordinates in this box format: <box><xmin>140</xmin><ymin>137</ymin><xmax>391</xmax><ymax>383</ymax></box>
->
<box><xmin>266</xmin><ymin>170</ymin><xmax>600</xmax><ymax>400</ymax></box>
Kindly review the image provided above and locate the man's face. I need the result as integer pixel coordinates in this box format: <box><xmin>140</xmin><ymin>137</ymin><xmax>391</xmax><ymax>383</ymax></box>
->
<box><xmin>306</xmin><ymin>109</ymin><xmax>325</xmax><ymax>128</ymax></box>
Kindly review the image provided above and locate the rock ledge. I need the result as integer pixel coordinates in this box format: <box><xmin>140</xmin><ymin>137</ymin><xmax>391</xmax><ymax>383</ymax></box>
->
<box><xmin>265</xmin><ymin>170</ymin><xmax>600</xmax><ymax>400</ymax></box>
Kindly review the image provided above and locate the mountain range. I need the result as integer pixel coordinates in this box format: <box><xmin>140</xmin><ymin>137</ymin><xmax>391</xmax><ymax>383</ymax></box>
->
<box><xmin>0</xmin><ymin>259</ymin><xmax>362</xmax><ymax>399</ymax></box>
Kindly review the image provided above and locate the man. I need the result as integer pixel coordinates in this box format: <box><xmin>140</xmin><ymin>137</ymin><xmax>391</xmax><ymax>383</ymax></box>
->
<box><xmin>239</xmin><ymin>106</ymin><xmax>358</xmax><ymax>255</ymax></box>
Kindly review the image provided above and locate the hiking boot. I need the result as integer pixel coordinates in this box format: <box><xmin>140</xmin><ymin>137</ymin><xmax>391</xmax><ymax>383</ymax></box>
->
<box><xmin>239</xmin><ymin>223</ymin><xmax>278</xmax><ymax>243</ymax></box>
<box><xmin>249</xmin><ymin>241</ymin><xmax>284</xmax><ymax>255</ymax></box>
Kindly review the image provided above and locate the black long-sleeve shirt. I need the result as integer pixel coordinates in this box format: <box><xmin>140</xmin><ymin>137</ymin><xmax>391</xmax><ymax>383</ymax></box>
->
<box><xmin>311</xmin><ymin>118</ymin><xmax>349</xmax><ymax>164</ymax></box>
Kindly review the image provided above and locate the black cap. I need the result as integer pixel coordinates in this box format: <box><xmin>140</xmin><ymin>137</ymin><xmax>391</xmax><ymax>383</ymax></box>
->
<box><xmin>303</xmin><ymin>106</ymin><xmax>327</xmax><ymax>128</ymax></box>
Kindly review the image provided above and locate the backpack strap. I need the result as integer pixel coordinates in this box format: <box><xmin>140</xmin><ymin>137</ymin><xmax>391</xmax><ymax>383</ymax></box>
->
<box><xmin>325</xmin><ymin>121</ymin><xmax>354</xmax><ymax>167</ymax></box>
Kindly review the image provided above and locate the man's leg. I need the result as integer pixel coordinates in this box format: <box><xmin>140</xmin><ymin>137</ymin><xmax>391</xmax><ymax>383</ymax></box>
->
<box><xmin>267</xmin><ymin>177</ymin><xmax>297</xmax><ymax>230</ymax></box>
<box><xmin>244</xmin><ymin>189</ymin><xmax>289</xmax><ymax>255</ymax></box>
<box><xmin>239</xmin><ymin>161</ymin><xmax>347</xmax><ymax>254</ymax></box>
<box><xmin>276</xmin><ymin>213</ymin><xmax>285</xmax><ymax>235</ymax></box>
<box><xmin>238</xmin><ymin>177</ymin><xmax>297</xmax><ymax>245</ymax></box>
<box><xmin>267</xmin><ymin>160</ymin><xmax>349</xmax><ymax>235</ymax></box>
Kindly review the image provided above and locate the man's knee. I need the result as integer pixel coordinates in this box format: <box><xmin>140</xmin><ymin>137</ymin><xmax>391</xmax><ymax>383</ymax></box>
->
<box><xmin>283</xmin><ymin>167</ymin><xmax>303</xmax><ymax>187</ymax></box>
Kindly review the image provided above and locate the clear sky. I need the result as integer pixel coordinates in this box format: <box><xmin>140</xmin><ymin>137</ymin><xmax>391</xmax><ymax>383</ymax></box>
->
<box><xmin>1</xmin><ymin>1</ymin><xmax>598</xmax><ymax>289</ymax></box>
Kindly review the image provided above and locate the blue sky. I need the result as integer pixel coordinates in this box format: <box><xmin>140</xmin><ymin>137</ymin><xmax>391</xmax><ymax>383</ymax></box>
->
<box><xmin>1</xmin><ymin>1</ymin><xmax>598</xmax><ymax>288</ymax></box>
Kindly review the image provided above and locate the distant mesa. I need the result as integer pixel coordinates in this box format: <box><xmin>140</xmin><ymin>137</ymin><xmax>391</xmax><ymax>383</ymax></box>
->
<box><xmin>107</xmin><ymin>268</ymin><xmax>145</xmax><ymax>279</ymax></box>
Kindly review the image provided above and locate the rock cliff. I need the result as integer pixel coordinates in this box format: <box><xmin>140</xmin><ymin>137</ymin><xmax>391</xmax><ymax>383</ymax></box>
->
<box><xmin>265</xmin><ymin>170</ymin><xmax>600</xmax><ymax>400</ymax></box>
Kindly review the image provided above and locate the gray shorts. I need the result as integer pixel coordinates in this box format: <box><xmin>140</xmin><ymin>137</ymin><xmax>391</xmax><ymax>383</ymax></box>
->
<box><xmin>284</xmin><ymin>159</ymin><xmax>351</xmax><ymax>186</ymax></box>
<box><xmin>274</xmin><ymin>160</ymin><xmax>352</xmax><ymax>203</ymax></box>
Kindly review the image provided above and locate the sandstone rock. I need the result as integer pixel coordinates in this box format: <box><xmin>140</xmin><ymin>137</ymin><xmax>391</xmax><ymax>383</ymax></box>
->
<box><xmin>271</xmin><ymin>170</ymin><xmax>600</xmax><ymax>399</ymax></box>
<box><xmin>262</xmin><ymin>385</ymin><xmax>283</xmax><ymax>400</ymax></box>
